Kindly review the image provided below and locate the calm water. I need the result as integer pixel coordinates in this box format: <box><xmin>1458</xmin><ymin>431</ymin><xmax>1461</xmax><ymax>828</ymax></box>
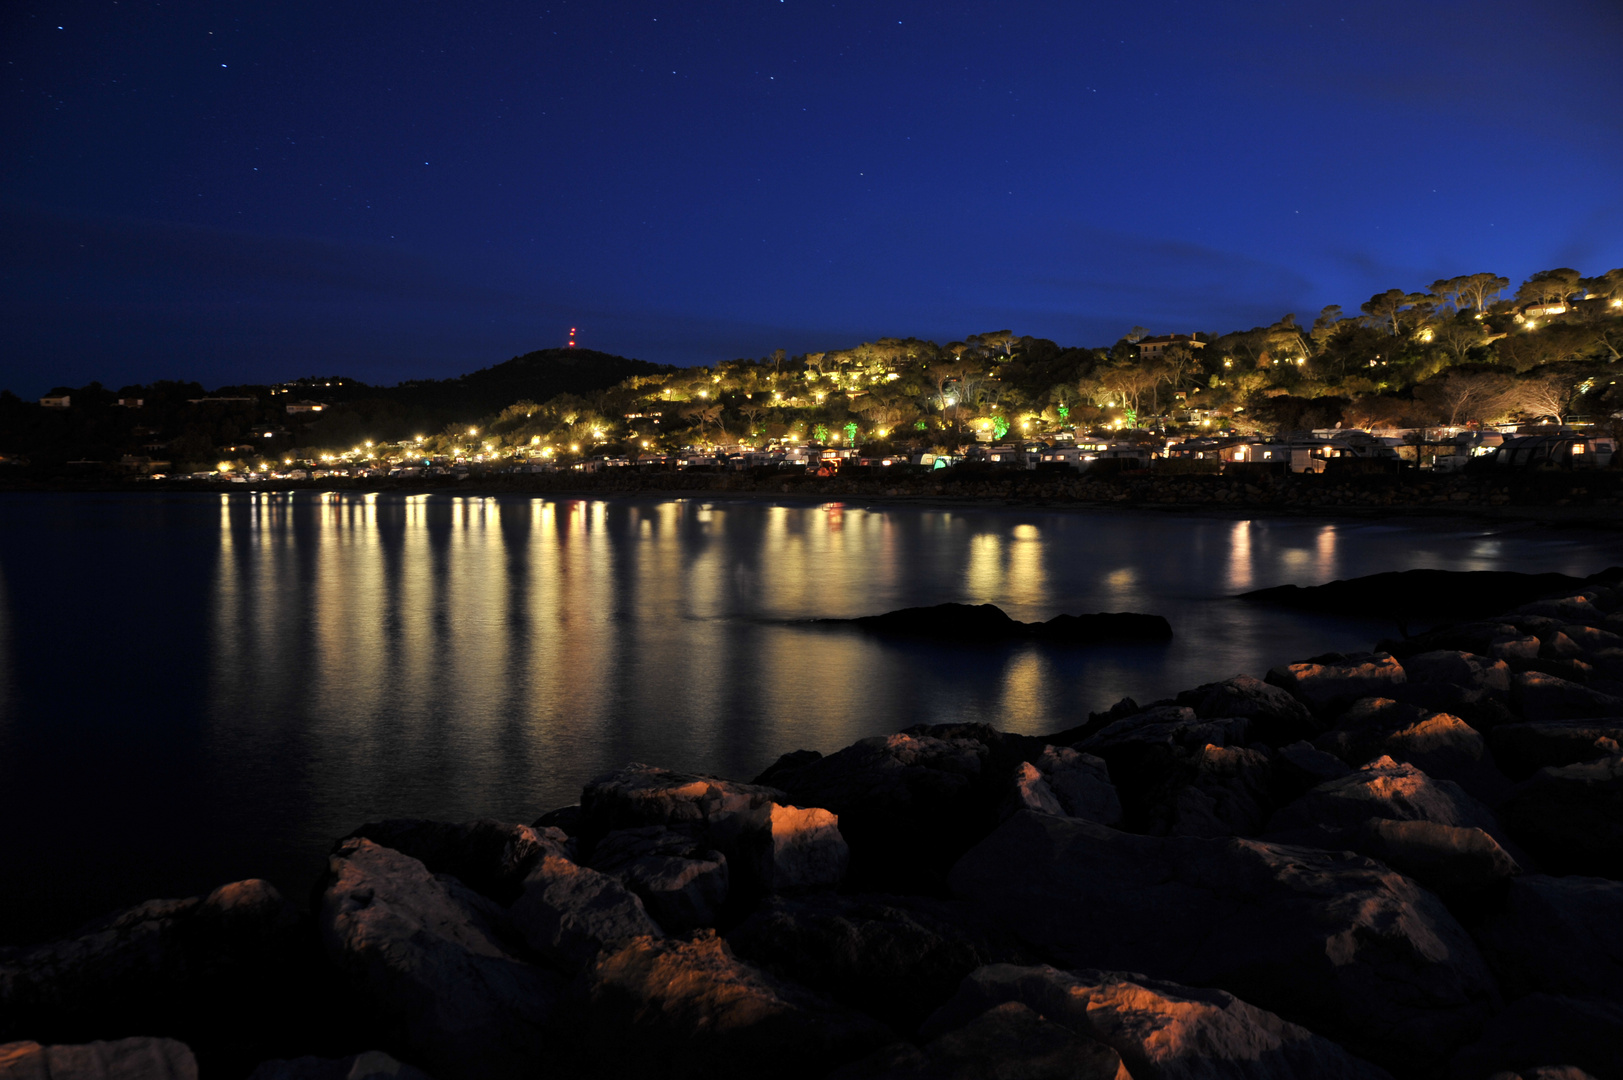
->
<box><xmin>1</xmin><ymin>491</ymin><xmax>1618</xmax><ymax>943</ymax></box>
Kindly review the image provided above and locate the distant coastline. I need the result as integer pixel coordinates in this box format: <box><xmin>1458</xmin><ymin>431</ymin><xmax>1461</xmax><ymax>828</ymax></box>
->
<box><xmin>6</xmin><ymin>467</ymin><xmax>1623</xmax><ymax>528</ymax></box>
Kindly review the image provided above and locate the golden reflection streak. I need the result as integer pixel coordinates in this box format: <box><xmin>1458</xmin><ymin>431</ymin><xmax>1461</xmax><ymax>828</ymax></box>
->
<box><xmin>1226</xmin><ymin>520</ymin><xmax>1254</xmax><ymax>592</ymax></box>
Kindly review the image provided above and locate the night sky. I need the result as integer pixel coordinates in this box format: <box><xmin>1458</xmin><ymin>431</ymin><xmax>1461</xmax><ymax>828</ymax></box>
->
<box><xmin>4</xmin><ymin>1</ymin><xmax>1621</xmax><ymax>397</ymax></box>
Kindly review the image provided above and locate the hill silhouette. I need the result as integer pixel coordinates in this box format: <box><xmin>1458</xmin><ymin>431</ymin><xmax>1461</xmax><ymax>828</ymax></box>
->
<box><xmin>387</xmin><ymin>348</ymin><xmax>676</xmax><ymax>417</ymax></box>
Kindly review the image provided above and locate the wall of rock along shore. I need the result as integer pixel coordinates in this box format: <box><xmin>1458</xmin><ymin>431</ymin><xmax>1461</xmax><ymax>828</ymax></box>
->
<box><xmin>5</xmin><ymin>580</ymin><xmax>1623</xmax><ymax>1079</ymax></box>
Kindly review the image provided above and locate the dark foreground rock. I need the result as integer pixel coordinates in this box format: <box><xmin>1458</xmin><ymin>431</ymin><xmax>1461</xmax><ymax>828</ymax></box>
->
<box><xmin>319</xmin><ymin>838</ymin><xmax>565</xmax><ymax>1080</ymax></box>
<box><xmin>825</xmin><ymin>602</ymin><xmax>1173</xmax><ymax>643</ymax></box>
<box><xmin>0</xmin><ymin>1037</ymin><xmax>197</xmax><ymax>1079</ymax></box>
<box><xmin>918</xmin><ymin>964</ymin><xmax>1393</xmax><ymax>1080</ymax></box>
<box><xmin>1499</xmin><ymin>755</ymin><xmax>1623</xmax><ymax>878</ymax></box>
<box><xmin>949</xmin><ymin>811</ymin><xmax>1497</xmax><ymax>1074</ymax></box>
<box><xmin>1448</xmin><ymin>995</ymin><xmax>1623</xmax><ymax>1080</ymax></box>
<box><xmin>246</xmin><ymin>1051</ymin><xmax>434</xmax><ymax>1079</ymax></box>
<box><xmin>582</xmin><ymin>932</ymin><xmax>893</xmax><ymax>1079</ymax></box>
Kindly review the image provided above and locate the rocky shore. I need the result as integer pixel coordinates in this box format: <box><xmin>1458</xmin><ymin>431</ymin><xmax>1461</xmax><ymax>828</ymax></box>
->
<box><xmin>9</xmin><ymin>468</ymin><xmax>1623</xmax><ymax>525</ymax></box>
<box><xmin>6</xmin><ymin>573</ymin><xmax>1623</xmax><ymax>1079</ymax></box>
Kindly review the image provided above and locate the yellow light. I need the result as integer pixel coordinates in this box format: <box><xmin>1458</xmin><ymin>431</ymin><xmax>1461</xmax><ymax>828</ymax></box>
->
<box><xmin>1527</xmin><ymin>321</ymin><xmax>1537</xmax><ymax>330</ymax></box>
<box><xmin>217</xmin><ymin>461</ymin><xmax>232</xmax><ymax>472</ymax></box>
<box><xmin>571</xmin><ymin>443</ymin><xmax>580</xmax><ymax>452</ymax></box>
<box><xmin>415</xmin><ymin>435</ymin><xmax>424</xmax><ymax>442</ymax></box>
<box><xmin>531</xmin><ymin>435</ymin><xmax>541</xmax><ymax>444</ymax></box>
<box><xmin>365</xmin><ymin>440</ymin><xmax>373</xmax><ymax>447</ymax></box>
<box><xmin>641</xmin><ymin>440</ymin><xmax>649</xmax><ymax>448</ymax></box>
<box><xmin>283</xmin><ymin>458</ymin><xmax>291</xmax><ymax>465</ymax></box>
<box><xmin>592</xmin><ymin>429</ymin><xmax>603</xmax><ymax>438</ymax></box>
<box><xmin>467</xmin><ymin>427</ymin><xmax>478</xmax><ymax>436</ymax></box>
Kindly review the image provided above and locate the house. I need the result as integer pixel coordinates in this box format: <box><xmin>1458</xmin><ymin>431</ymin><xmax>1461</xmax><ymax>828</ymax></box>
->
<box><xmin>116</xmin><ymin>397</ymin><xmax>144</xmax><ymax>408</ymax></box>
<box><xmin>39</xmin><ymin>395</ymin><xmax>70</xmax><ymax>408</ymax></box>
<box><xmin>1136</xmin><ymin>334</ymin><xmax>1206</xmax><ymax>360</ymax></box>
<box><xmin>285</xmin><ymin>400</ymin><xmax>326</xmax><ymax>414</ymax></box>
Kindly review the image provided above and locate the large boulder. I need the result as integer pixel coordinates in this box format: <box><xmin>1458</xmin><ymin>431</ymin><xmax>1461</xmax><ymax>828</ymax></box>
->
<box><xmin>582</xmin><ymin>932</ymin><xmax>893</xmax><ymax>1079</ymax></box>
<box><xmin>581</xmin><ymin>764</ymin><xmax>848</xmax><ymax>893</ymax></box>
<box><xmin>1174</xmin><ymin>674</ymin><xmax>1322</xmax><ymax>746</ymax></box>
<box><xmin>0</xmin><ymin>1038</ymin><xmax>197</xmax><ymax>1080</ymax></box>
<box><xmin>1266</xmin><ymin>653</ymin><xmax>1407</xmax><ymax>718</ymax></box>
<box><xmin>918</xmin><ymin>963</ymin><xmax>1392</xmax><ymax>1080</ymax></box>
<box><xmin>1034</xmin><ymin>746</ymin><xmax>1124</xmax><ymax>826</ymax></box>
<box><xmin>1511</xmin><ymin>673</ymin><xmax>1623</xmax><ymax>723</ymax></box>
<box><xmin>949</xmin><ymin>811</ymin><xmax>1497</xmax><ymax>1074</ymax></box>
<box><xmin>727</xmin><ymin>892</ymin><xmax>1031</xmax><ymax>1033</ymax></box>
<box><xmin>1354</xmin><ymin>820</ymin><xmax>1520</xmax><ymax>900</ymax></box>
<box><xmin>1266</xmin><ymin>756</ymin><xmax>1506</xmax><ymax>845</ymax></box>
<box><xmin>766</xmin><ymin>732</ymin><xmax>992</xmax><ymax>891</ymax></box>
<box><xmin>1402</xmin><ymin>651</ymin><xmax>1512</xmax><ymax>698</ymax></box>
<box><xmin>1448</xmin><ymin>995</ymin><xmax>1623</xmax><ymax>1080</ymax></box>
<box><xmin>586</xmin><ymin>827</ymin><xmax>729</xmax><ymax>933</ymax></box>
<box><xmin>0</xmin><ymin>880</ymin><xmax>320</xmax><ymax>1077</ymax></box>
<box><xmin>508</xmin><ymin>853</ymin><xmax>664</xmax><ymax>973</ymax></box>
<box><xmin>832</xmin><ymin>1001</ymin><xmax>1131</xmax><ymax>1080</ymax></box>
<box><xmin>343</xmin><ymin>820</ymin><xmax>566</xmax><ymax>905</ymax></box>
<box><xmin>1379</xmin><ymin>714</ymin><xmax>1502</xmax><ymax>798</ymax></box>
<box><xmin>1499</xmin><ymin>755</ymin><xmax>1623</xmax><ymax>878</ymax></box>
<box><xmin>1473</xmin><ymin>875</ymin><xmax>1623</xmax><ymax>1002</ymax></box>
<box><xmin>1489</xmin><ymin>720</ymin><xmax>1623</xmax><ymax>780</ymax></box>
<box><xmin>319</xmin><ymin>838</ymin><xmax>564</xmax><ymax>1080</ymax></box>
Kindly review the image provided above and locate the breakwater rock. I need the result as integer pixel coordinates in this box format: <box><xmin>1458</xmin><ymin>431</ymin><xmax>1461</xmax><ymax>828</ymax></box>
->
<box><xmin>818</xmin><ymin>603</ymin><xmax>1173</xmax><ymax>644</ymax></box>
<box><xmin>7</xmin><ymin>576</ymin><xmax>1623</xmax><ymax>1078</ymax></box>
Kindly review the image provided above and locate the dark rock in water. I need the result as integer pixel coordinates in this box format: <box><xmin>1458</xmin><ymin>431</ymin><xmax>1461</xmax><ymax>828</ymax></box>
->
<box><xmin>1489</xmin><ymin>718</ymin><xmax>1623</xmax><ymax>780</ymax></box>
<box><xmin>1240</xmin><ymin>569</ymin><xmax>1611</xmax><ymax>624</ymax></box>
<box><xmin>319</xmin><ymin>838</ymin><xmax>565</xmax><ymax>1080</ymax></box>
<box><xmin>917</xmin><ymin>964</ymin><xmax>1393</xmax><ymax>1080</ymax></box>
<box><xmin>822</xmin><ymin>602</ymin><xmax>1172</xmax><ymax>644</ymax></box>
<box><xmin>949</xmin><ymin>811</ymin><xmax>1497</xmax><ymax>1074</ymax></box>
<box><xmin>583</xmin><ymin>931</ymin><xmax>893</xmax><ymax>1080</ymax></box>
<box><xmin>831</xmin><ymin>1000</ymin><xmax>1130</xmax><ymax>1080</ymax></box>
<box><xmin>1473</xmin><ymin>875</ymin><xmax>1623</xmax><ymax>1003</ymax></box>
<box><xmin>1500</xmin><ymin>755</ymin><xmax>1623</xmax><ymax>878</ymax></box>
<box><xmin>344</xmin><ymin>819</ymin><xmax>568</xmax><ymax>906</ymax></box>
<box><xmin>1448</xmin><ymin>994</ymin><xmax>1623</xmax><ymax>1080</ymax></box>
<box><xmin>0</xmin><ymin>1037</ymin><xmax>199</xmax><ymax>1079</ymax></box>
<box><xmin>726</xmin><ymin>892</ymin><xmax>1032</xmax><ymax>1034</ymax></box>
<box><xmin>0</xmin><ymin>879</ymin><xmax>329</xmax><ymax>1079</ymax></box>
<box><xmin>247</xmin><ymin>1051</ymin><xmax>434</xmax><ymax>1079</ymax></box>
<box><xmin>530</xmin><ymin>804</ymin><xmax>584</xmax><ymax>837</ymax></box>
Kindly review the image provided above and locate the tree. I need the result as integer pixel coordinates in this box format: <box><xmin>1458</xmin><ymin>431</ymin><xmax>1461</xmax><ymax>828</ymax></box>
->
<box><xmin>1096</xmin><ymin>363</ymin><xmax>1160</xmax><ymax>421</ymax></box>
<box><xmin>1515</xmin><ymin>371</ymin><xmax>1582</xmax><ymax>425</ymax></box>
<box><xmin>1580</xmin><ymin>268</ymin><xmax>1623</xmax><ymax>303</ymax></box>
<box><xmin>1455</xmin><ymin>272</ymin><xmax>1509</xmax><ymax>313</ymax></box>
<box><xmin>1414</xmin><ymin>371</ymin><xmax>1514</xmax><ymax>426</ymax></box>
<box><xmin>1433</xmin><ymin>312</ymin><xmax>1489</xmax><ymax>362</ymax></box>
<box><xmin>1361</xmin><ymin>289</ymin><xmax>1433</xmax><ymax>335</ymax></box>
<box><xmin>1516</xmin><ymin>268</ymin><xmax>1583</xmax><ymax>308</ymax></box>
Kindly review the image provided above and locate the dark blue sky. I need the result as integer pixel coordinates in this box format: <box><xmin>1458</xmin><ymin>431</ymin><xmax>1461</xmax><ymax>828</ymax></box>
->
<box><xmin>4</xmin><ymin>1</ymin><xmax>1621</xmax><ymax>396</ymax></box>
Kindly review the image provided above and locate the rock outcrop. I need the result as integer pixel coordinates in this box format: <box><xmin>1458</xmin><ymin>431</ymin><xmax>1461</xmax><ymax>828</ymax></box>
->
<box><xmin>0</xmin><ymin>1038</ymin><xmax>198</xmax><ymax>1080</ymax></box>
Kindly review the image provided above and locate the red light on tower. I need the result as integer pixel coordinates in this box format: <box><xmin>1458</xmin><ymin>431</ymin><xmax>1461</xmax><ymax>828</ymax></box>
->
<box><xmin>568</xmin><ymin>327</ymin><xmax>577</xmax><ymax>348</ymax></box>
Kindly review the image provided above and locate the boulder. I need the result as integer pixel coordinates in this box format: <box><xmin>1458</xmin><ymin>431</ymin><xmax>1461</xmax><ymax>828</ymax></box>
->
<box><xmin>1266</xmin><ymin>653</ymin><xmax>1407</xmax><ymax>718</ymax></box>
<box><xmin>1267</xmin><ymin>756</ymin><xmax>1506</xmax><ymax>845</ymax></box>
<box><xmin>1078</xmin><ymin>709</ymin><xmax>1252</xmax><ymax>830</ymax></box>
<box><xmin>246</xmin><ymin>1051</ymin><xmax>434</xmax><ymax>1079</ymax></box>
<box><xmin>1003</xmin><ymin>760</ymin><xmax>1066</xmax><ymax>819</ymax></box>
<box><xmin>1034</xmin><ymin>746</ymin><xmax>1123</xmax><ymax>826</ymax></box>
<box><xmin>0</xmin><ymin>1038</ymin><xmax>197</xmax><ymax>1080</ymax></box>
<box><xmin>508</xmin><ymin>853</ymin><xmax>664</xmax><ymax>973</ymax></box>
<box><xmin>1380</xmin><ymin>714</ymin><xmax>1510</xmax><ymax>803</ymax></box>
<box><xmin>583</xmin><ymin>932</ymin><xmax>893</xmax><ymax>1079</ymax></box>
<box><xmin>1514</xmin><ymin>596</ymin><xmax>1604</xmax><ymax>624</ymax></box>
<box><xmin>1355</xmin><ymin>820</ymin><xmax>1520</xmax><ymax>900</ymax></box>
<box><xmin>1403</xmin><ymin>651</ymin><xmax>1512</xmax><ymax>697</ymax></box>
<box><xmin>586</xmin><ymin>827</ymin><xmax>729</xmax><ymax>933</ymax></box>
<box><xmin>949</xmin><ymin>811</ymin><xmax>1497</xmax><ymax>1074</ymax></box>
<box><xmin>1489</xmin><ymin>720</ymin><xmax>1623</xmax><ymax>780</ymax></box>
<box><xmin>727</xmin><ymin>893</ymin><xmax>1031</xmax><ymax>1033</ymax></box>
<box><xmin>319</xmin><ymin>838</ymin><xmax>564</xmax><ymax>1080</ymax></box>
<box><xmin>581</xmin><ymin>764</ymin><xmax>848</xmax><ymax>893</ymax></box>
<box><xmin>1174</xmin><ymin>674</ymin><xmax>1322</xmax><ymax>746</ymax></box>
<box><xmin>1511</xmin><ymin>673</ymin><xmax>1623</xmax><ymax>723</ymax></box>
<box><xmin>1449</xmin><ymin>995</ymin><xmax>1623</xmax><ymax>1080</ymax></box>
<box><xmin>1313</xmin><ymin>698</ymin><xmax>1430</xmax><ymax>766</ymax></box>
<box><xmin>1153</xmin><ymin>744</ymin><xmax>1274</xmax><ymax>839</ymax></box>
<box><xmin>1276</xmin><ymin>740</ymin><xmax>1353</xmax><ymax>793</ymax></box>
<box><xmin>0</xmin><ymin>879</ymin><xmax>319</xmax><ymax>1076</ymax></box>
<box><xmin>1499</xmin><ymin>755</ymin><xmax>1623</xmax><ymax>878</ymax></box>
<box><xmin>344</xmin><ymin>819</ymin><xmax>567</xmax><ymax>905</ymax></box>
<box><xmin>768</xmin><ymin>732</ymin><xmax>991</xmax><ymax>891</ymax></box>
<box><xmin>1473</xmin><ymin>875</ymin><xmax>1623</xmax><ymax>1002</ymax></box>
<box><xmin>918</xmin><ymin>963</ymin><xmax>1393</xmax><ymax>1080</ymax></box>
<box><xmin>1080</xmin><ymin>707</ymin><xmax>1247</xmax><ymax>756</ymax></box>
<box><xmin>828</xmin><ymin>602</ymin><xmax>1171</xmax><ymax>644</ymax></box>
<box><xmin>832</xmin><ymin>1001</ymin><xmax>1130</xmax><ymax>1080</ymax></box>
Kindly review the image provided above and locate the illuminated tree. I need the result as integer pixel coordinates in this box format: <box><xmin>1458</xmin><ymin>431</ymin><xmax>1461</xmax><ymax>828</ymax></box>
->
<box><xmin>1414</xmin><ymin>371</ymin><xmax>1515</xmax><ymax>426</ymax></box>
<box><xmin>1516</xmin><ymin>268</ymin><xmax>1583</xmax><ymax>308</ymax></box>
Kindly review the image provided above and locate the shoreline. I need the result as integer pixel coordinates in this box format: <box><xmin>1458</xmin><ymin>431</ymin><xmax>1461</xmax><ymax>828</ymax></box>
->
<box><xmin>6</xmin><ymin>467</ymin><xmax>1623</xmax><ymax>529</ymax></box>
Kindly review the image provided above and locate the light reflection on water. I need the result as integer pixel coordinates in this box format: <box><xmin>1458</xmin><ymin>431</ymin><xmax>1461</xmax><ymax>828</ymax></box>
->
<box><xmin>1</xmin><ymin>491</ymin><xmax>1619</xmax><ymax>943</ymax></box>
